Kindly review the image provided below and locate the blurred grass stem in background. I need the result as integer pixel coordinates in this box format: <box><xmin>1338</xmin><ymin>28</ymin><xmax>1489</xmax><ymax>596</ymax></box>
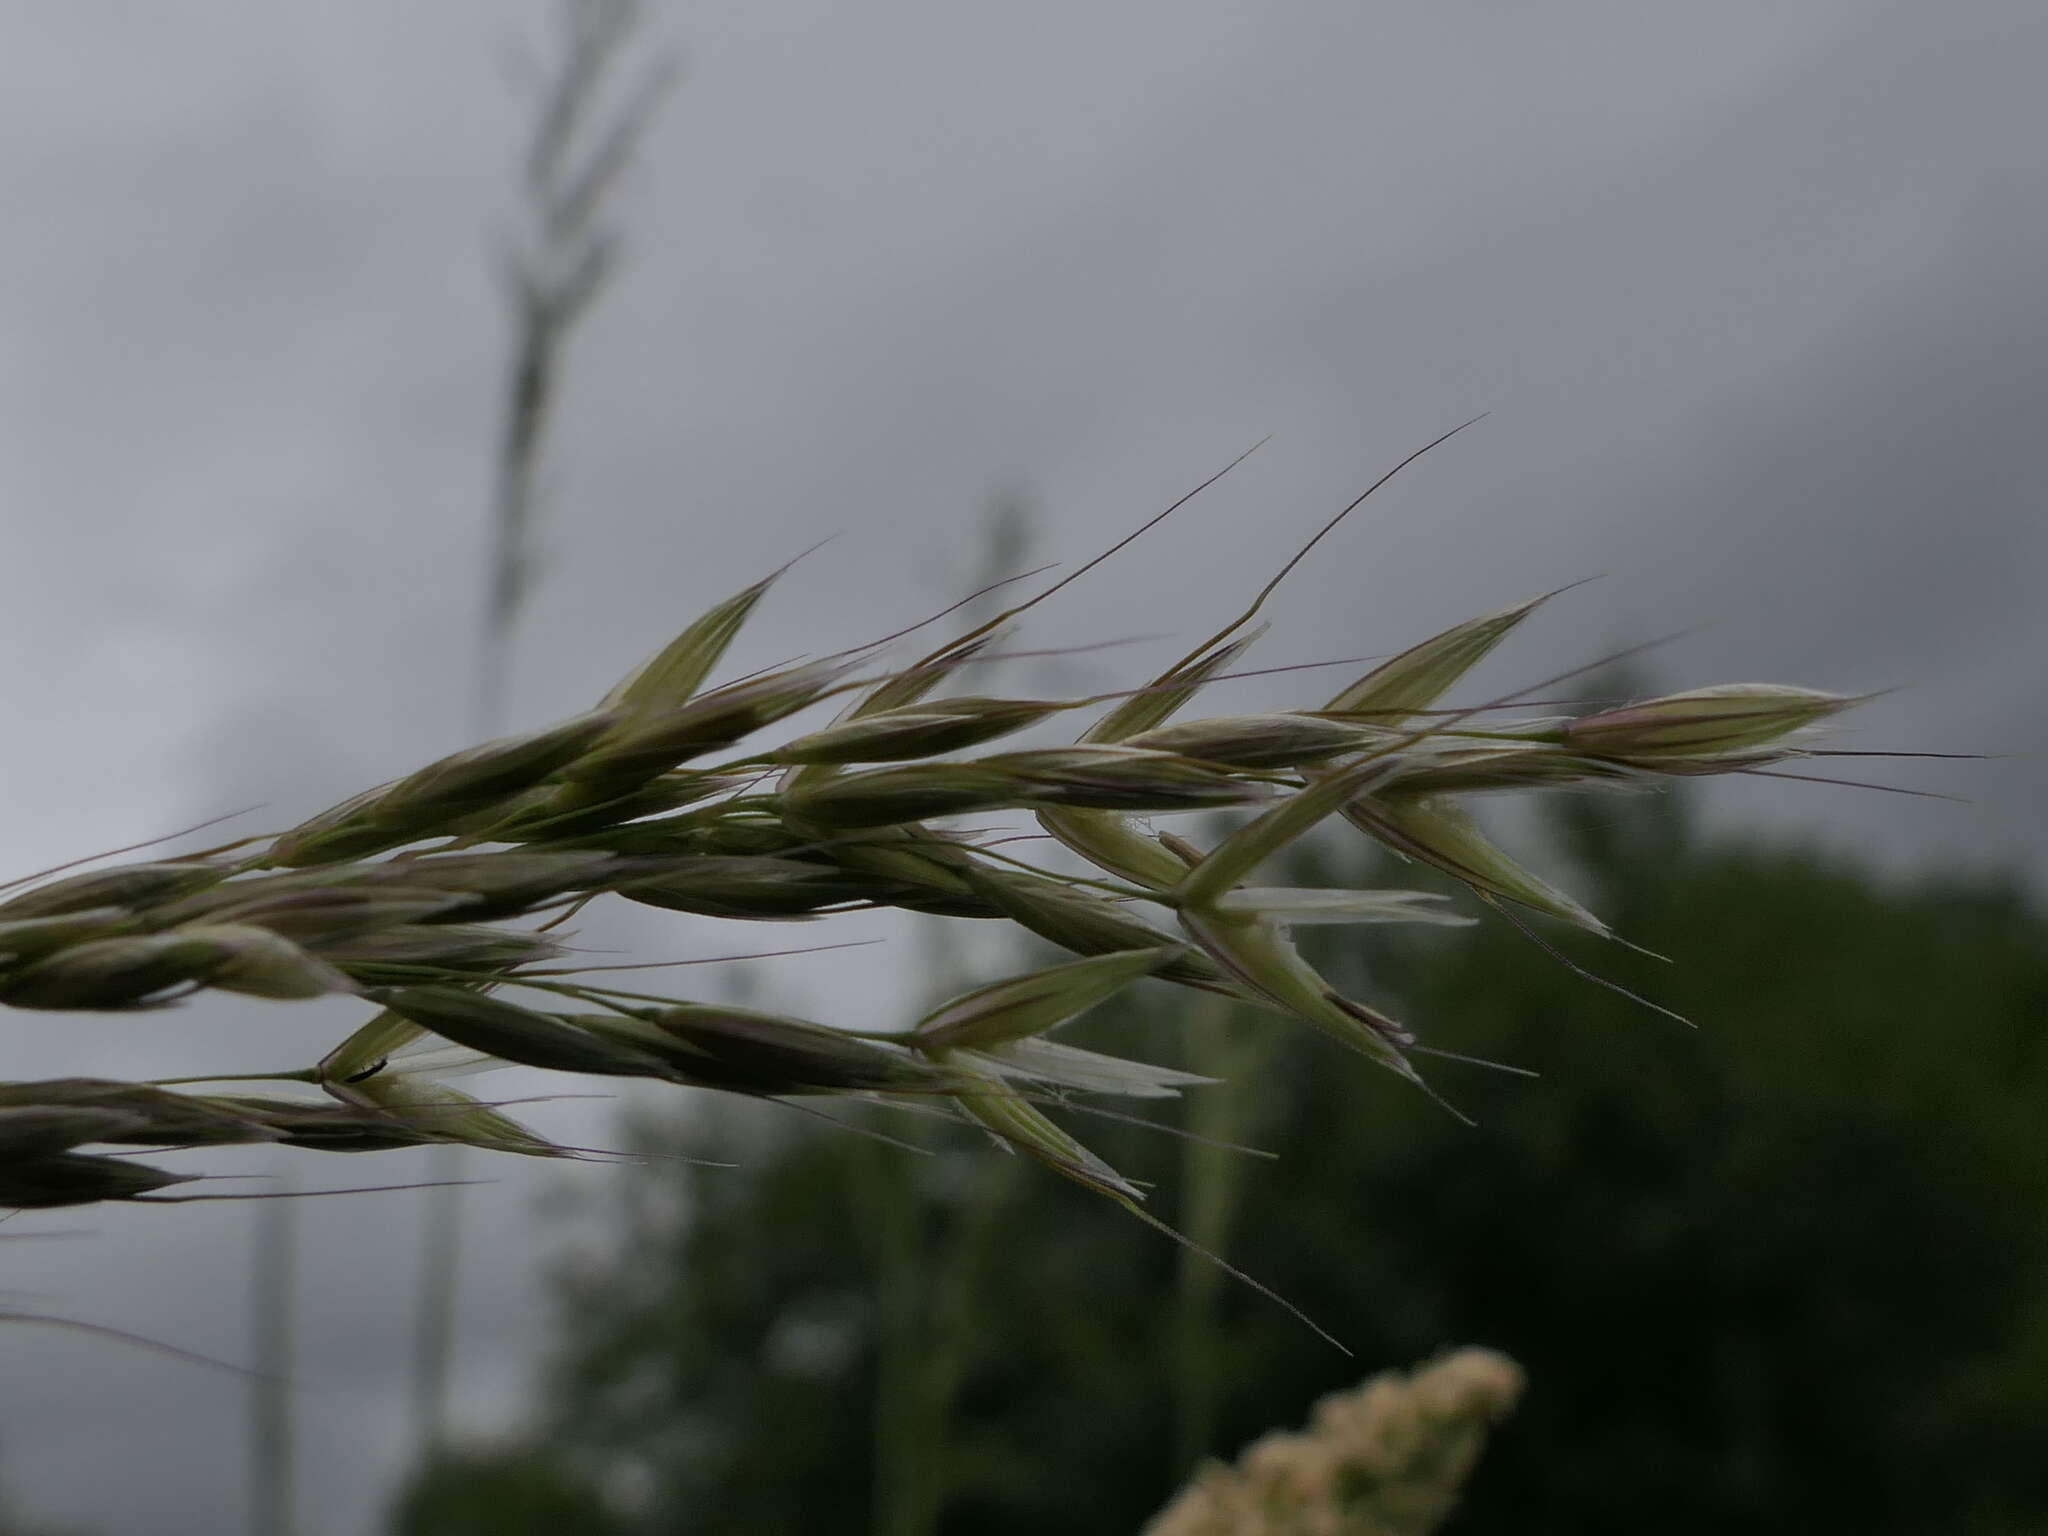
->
<box><xmin>248</xmin><ymin>1182</ymin><xmax>296</xmax><ymax>1536</ymax></box>
<box><xmin>417</xmin><ymin>0</ymin><xmax>675</xmax><ymax>1452</ymax></box>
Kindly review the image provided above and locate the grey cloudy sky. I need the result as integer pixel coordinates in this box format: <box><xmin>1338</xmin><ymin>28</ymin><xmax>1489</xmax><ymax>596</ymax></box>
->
<box><xmin>2</xmin><ymin>3</ymin><xmax>2043</xmax><ymax>1532</ymax></box>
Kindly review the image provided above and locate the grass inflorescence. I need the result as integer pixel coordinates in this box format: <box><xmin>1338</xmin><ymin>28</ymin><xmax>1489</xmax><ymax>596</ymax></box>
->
<box><xmin>1144</xmin><ymin>1347</ymin><xmax>1525</xmax><ymax>1536</ymax></box>
<box><xmin>0</xmin><ymin>459</ymin><xmax>1878</xmax><ymax>1221</ymax></box>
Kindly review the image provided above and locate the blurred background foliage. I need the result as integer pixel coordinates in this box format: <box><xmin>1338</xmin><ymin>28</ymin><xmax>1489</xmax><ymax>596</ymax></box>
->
<box><xmin>0</xmin><ymin>1476</ymin><xmax>77</xmax><ymax>1536</ymax></box>
<box><xmin>388</xmin><ymin>781</ymin><xmax>2048</xmax><ymax>1534</ymax></box>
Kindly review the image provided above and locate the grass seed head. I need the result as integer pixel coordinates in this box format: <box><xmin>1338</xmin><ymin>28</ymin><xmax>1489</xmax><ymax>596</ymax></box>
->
<box><xmin>1563</xmin><ymin>683</ymin><xmax>1855</xmax><ymax>758</ymax></box>
<box><xmin>308</xmin><ymin>850</ymin><xmax>624</xmax><ymax>920</ymax></box>
<box><xmin>947</xmin><ymin>1037</ymin><xmax>1217</xmax><ymax>1099</ymax></box>
<box><xmin>0</xmin><ymin>496</ymin><xmax>1891</xmax><ymax>1216</ymax></box>
<box><xmin>318</xmin><ymin>923</ymin><xmax>567</xmax><ymax>970</ymax></box>
<box><xmin>839</xmin><ymin>629</ymin><xmax>1009</xmax><ymax>722</ymax></box>
<box><xmin>598</xmin><ymin>572</ymin><xmax>783</xmax><ymax>715</ymax></box>
<box><xmin>0</xmin><ymin>1105</ymin><xmax>151</xmax><ymax>1159</ymax></box>
<box><xmin>995</xmin><ymin>746</ymin><xmax>1276</xmax><ymax>813</ymax></box>
<box><xmin>566</xmin><ymin>658</ymin><xmax>857</xmax><ymax>788</ymax></box>
<box><xmin>1210</xmin><ymin>887</ymin><xmax>1476</xmax><ymax>928</ymax></box>
<box><xmin>771</xmin><ymin>696</ymin><xmax>1065</xmax><ymax>764</ymax></box>
<box><xmin>150</xmin><ymin>886</ymin><xmax>477</xmax><ymax>944</ymax></box>
<box><xmin>214</xmin><ymin>1098</ymin><xmax>445</xmax><ymax>1154</ymax></box>
<box><xmin>1124</xmin><ymin>713</ymin><xmax>1386</xmax><ymax>768</ymax></box>
<box><xmin>635</xmin><ymin>1003</ymin><xmax>960</xmax><ymax>1095</ymax></box>
<box><xmin>951</xmin><ymin>1074</ymin><xmax>1144</xmax><ymax>1202</ymax></box>
<box><xmin>1036</xmin><ymin>807</ymin><xmax>1197</xmax><ymax>891</ymax></box>
<box><xmin>268</xmin><ymin>786</ymin><xmax>418</xmax><ymax>867</ymax></box>
<box><xmin>1377</xmin><ymin>740</ymin><xmax>1646</xmax><ymax>797</ymax></box>
<box><xmin>813</xmin><ymin>833</ymin><xmax>1006</xmax><ymax>917</ymax></box>
<box><xmin>0</xmin><ymin>861</ymin><xmax>224</xmax><ymax>921</ymax></box>
<box><xmin>1345</xmin><ymin>794</ymin><xmax>1611</xmax><ymax>937</ymax></box>
<box><xmin>962</xmin><ymin>867</ymin><xmax>1236</xmax><ymax>992</ymax></box>
<box><xmin>458</xmin><ymin>771</ymin><xmax>736</xmax><ymax>843</ymax></box>
<box><xmin>0</xmin><ymin>932</ymin><xmax>238</xmax><ymax>1010</ymax></box>
<box><xmin>1323</xmin><ymin>592</ymin><xmax>1553</xmax><ymax>718</ymax></box>
<box><xmin>782</xmin><ymin>761</ymin><xmax>1030</xmax><ymax>828</ymax></box>
<box><xmin>1082</xmin><ymin>627</ymin><xmax>1267</xmax><ymax>744</ymax></box>
<box><xmin>616</xmin><ymin>855</ymin><xmax>884</xmax><ymax>919</ymax></box>
<box><xmin>1144</xmin><ymin>1347</ymin><xmax>1524</xmax><ymax>1536</ymax></box>
<box><xmin>327</xmin><ymin>1071</ymin><xmax>561</xmax><ymax>1156</ymax></box>
<box><xmin>367</xmin><ymin>709</ymin><xmax>623</xmax><ymax>826</ymax></box>
<box><xmin>912</xmin><ymin>948</ymin><xmax>1180</xmax><ymax>1052</ymax></box>
<box><xmin>1174</xmin><ymin>754</ymin><xmax>1408</xmax><ymax>909</ymax></box>
<box><xmin>0</xmin><ymin>1152</ymin><xmax>195</xmax><ymax>1208</ymax></box>
<box><xmin>0</xmin><ymin>1080</ymin><xmax>284</xmax><ymax>1147</ymax></box>
<box><xmin>0</xmin><ymin>906</ymin><xmax>132</xmax><ymax>964</ymax></box>
<box><xmin>180</xmin><ymin>923</ymin><xmax>362</xmax><ymax>1000</ymax></box>
<box><xmin>1176</xmin><ymin>906</ymin><xmax>1415</xmax><ymax>1073</ymax></box>
<box><xmin>376</xmin><ymin>987</ymin><xmax>677</xmax><ymax>1080</ymax></box>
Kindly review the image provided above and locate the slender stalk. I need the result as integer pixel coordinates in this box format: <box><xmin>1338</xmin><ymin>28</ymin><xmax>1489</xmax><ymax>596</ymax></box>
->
<box><xmin>477</xmin><ymin>0</ymin><xmax>678</xmax><ymax>728</ymax></box>
<box><xmin>865</xmin><ymin>503</ymin><xmax>1036</xmax><ymax>1536</ymax></box>
<box><xmin>417</xmin><ymin>0</ymin><xmax>673</xmax><ymax>1448</ymax></box>
<box><xmin>412</xmin><ymin>1153</ymin><xmax>462</xmax><ymax>1448</ymax></box>
<box><xmin>1170</xmin><ymin>995</ymin><xmax>1270</xmax><ymax>1478</ymax></box>
<box><xmin>861</xmin><ymin>1115</ymin><xmax>925</xmax><ymax>1536</ymax></box>
<box><xmin>248</xmin><ymin>1184</ymin><xmax>296</xmax><ymax>1536</ymax></box>
<box><xmin>907</xmin><ymin>1154</ymin><xmax>1012</xmax><ymax>1531</ymax></box>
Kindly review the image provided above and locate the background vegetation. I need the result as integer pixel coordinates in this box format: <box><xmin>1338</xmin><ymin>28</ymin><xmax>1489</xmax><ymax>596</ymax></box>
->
<box><xmin>391</xmin><ymin>784</ymin><xmax>2048</xmax><ymax>1534</ymax></box>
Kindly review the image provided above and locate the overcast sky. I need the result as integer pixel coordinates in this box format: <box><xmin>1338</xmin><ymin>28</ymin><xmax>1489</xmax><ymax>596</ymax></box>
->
<box><xmin>2</xmin><ymin>3</ymin><xmax>2044</xmax><ymax>1532</ymax></box>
